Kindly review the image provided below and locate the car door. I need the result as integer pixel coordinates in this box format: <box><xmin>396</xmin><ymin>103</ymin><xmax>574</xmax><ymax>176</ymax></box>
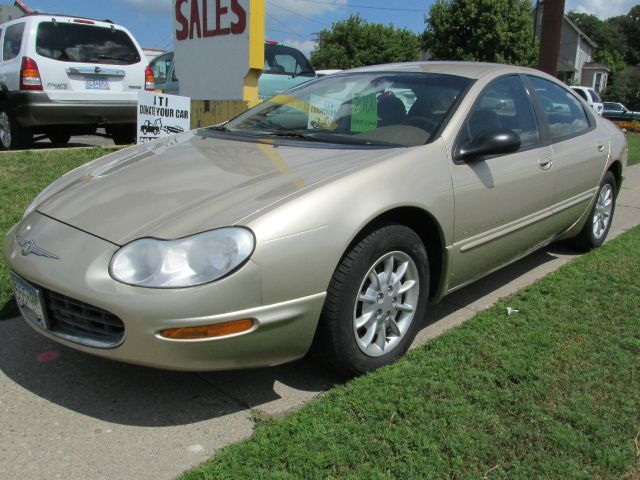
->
<box><xmin>526</xmin><ymin>75</ymin><xmax>608</xmax><ymax>231</ymax></box>
<box><xmin>448</xmin><ymin>75</ymin><xmax>557</xmax><ymax>289</ymax></box>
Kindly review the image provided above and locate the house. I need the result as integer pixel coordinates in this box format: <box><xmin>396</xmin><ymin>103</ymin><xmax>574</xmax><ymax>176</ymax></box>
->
<box><xmin>0</xmin><ymin>0</ymin><xmax>31</xmax><ymax>23</ymax></box>
<box><xmin>534</xmin><ymin>3</ymin><xmax>609</xmax><ymax>92</ymax></box>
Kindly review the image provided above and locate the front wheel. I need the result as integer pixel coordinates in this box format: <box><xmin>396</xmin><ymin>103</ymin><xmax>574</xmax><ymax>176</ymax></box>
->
<box><xmin>569</xmin><ymin>171</ymin><xmax>617</xmax><ymax>251</ymax></box>
<box><xmin>313</xmin><ymin>225</ymin><xmax>429</xmax><ymax>376</ymax></box>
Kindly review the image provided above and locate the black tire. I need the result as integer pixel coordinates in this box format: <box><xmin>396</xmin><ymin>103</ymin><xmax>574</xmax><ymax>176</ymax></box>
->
<box><xmin>312</xmin><ymin>225</ymin><xmax>429</xmax><ymax>377</ymax></box>
<box><xmin>569</xmin><ymin>171</ymin><xmax>617</xmax><ymax>251</ymax></box>
<box><xmin>48</xmin><ymin>131</ymin><xmax>71</xmax><ymax>145</ymax></box>
<box><xmin>111</xmin><ymin>124</ymin><xmax>136</xmax><ymax>145</ymax></box>
<box><xmin>0</xmin><ymin>104</ymin><xmax>33</xmax><ymax>150</ymax></box>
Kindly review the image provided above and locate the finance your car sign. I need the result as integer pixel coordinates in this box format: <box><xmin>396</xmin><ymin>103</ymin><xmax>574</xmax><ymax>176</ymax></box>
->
<box><xmin>173</xmin><ymin>0</ymin><xmax>263</xmax><ymax>101</ymax></box>
<box><xmin>137</xmin><ymin>91</ymin><xmax>191</xmax><ymax>144</ymax></box>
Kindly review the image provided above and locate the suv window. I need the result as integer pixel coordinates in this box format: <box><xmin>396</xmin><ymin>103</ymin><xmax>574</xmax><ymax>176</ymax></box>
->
<box><xmin>573</xmin><ymin>88</ymin><xmax>588</xmax><ymax>102</ymax></box>
<box><xmin>264</xmin><ymin>44</ymin><xmax>313</xmax><ymax>76</ymax></box>
<box><xmin>588</xmin><ymin>88</ymin><xmax>602</xmax><ymax>103</ymax></box>
<box><xmin>35</xmin><ymin>22</ymin><xmax>140</xmax><ymax>65</ymax></box>
<box><xmin>3</xmin><ymin>23</ymin><xmax>25</xmax><ymax>61</ymax></box>
<box><xmin>529</xmin><ymin>76</ymin><xmax>590</xmax><ymax>142</ymax></box>
<box><xmin>461</xmin><ymin>75</ymin><xmax>540</xmax><ymax>150</ymax></box>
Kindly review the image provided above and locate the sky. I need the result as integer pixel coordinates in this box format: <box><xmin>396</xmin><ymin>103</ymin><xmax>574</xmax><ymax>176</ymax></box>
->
<box><xmin>24</xmin><ymin>0</ymin><xmax>639</xmax><ymax>57</ymax></box>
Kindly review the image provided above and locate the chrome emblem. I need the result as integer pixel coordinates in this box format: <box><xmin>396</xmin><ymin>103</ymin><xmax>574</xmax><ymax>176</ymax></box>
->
<box><xmin>16</xmin><ymin>236</ymin><xmax>60</xmax><ymax>259</ymax></box>
<box><xmin>95</xmin><ymin>66</ymin><xmax>101</xmax><ymax>74</ymax></box>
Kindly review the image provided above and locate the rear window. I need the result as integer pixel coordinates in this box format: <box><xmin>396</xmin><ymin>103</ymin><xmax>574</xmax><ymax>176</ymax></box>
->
<box><xmin>36</xmin><ymin>22</ymin><xmax>140</xmax><ymax>65</ymax></box>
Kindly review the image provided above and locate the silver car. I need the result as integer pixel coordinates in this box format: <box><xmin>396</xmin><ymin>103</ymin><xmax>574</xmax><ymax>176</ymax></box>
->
<box><xmin>4</xmin><ymin>62</ymin><xmax>627</xmax><ymax>376</ymax></box>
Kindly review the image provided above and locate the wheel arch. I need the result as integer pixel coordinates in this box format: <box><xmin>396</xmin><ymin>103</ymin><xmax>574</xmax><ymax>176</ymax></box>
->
<box><xmin>339</xmin><ymin>206</ymin><xmax>446</xmax><ymax>301</ymax></box>
<box><xmin>608</xmin><ymin>160</ymin><xmax>623</xmax><ymax>194</ymax></box>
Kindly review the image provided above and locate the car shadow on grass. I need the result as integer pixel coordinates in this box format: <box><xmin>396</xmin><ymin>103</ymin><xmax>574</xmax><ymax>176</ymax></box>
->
<box><xmin>0</xmin><ymin>243</ymin><xmax>578</xmax><ymax>428</ymax></box>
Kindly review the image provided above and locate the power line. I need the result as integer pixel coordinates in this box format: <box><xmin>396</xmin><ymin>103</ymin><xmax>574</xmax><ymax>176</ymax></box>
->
<box><xmin>266</xmin><ymin>27</ymin><xmax>312</xmax><ymax>39</ymax></box>
<box><xmin>268</xmin><ymin>1</ymin><xmax>333</xmax><ymax>27</ymax></box>
<box><xmin>266</xmin><ymin>13</ymin><xmax>311</xmax><ymax>38</ymax></box>
<box><xmin>290</xmin><ymin>0</ymin><xmax>428</xmax><ymax>12</ymax></box>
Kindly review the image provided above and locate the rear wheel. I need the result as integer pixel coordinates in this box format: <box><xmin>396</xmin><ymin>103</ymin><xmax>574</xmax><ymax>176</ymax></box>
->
<box><xmin>313</xmin><ymin>225</ymin><xmax>429</xmax><ymax>376</ymax></box>
<box><xmin>569</xmin><ymin>171</ymin><xmax>617</xmax><ymax>251</ymax></box>
<box><xmin>0</xmin><ymin>105</ymin><xmax>33</xmax><ymax>150</ymax></box>
<box><xmin>111</xmin><ymin>124</ymin><xmax>136</xmax><ymax>145</ymax></box>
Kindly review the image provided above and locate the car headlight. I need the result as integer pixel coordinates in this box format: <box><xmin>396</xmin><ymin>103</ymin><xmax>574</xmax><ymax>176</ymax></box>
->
<box><xmin>109</xmin><ymin>228</ymin><xmax>255</xmax><ymax>288</ymax></box>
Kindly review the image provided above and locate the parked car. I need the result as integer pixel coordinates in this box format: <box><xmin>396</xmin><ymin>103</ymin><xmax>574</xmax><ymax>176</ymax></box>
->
<box><xmin>5</xmin><ymin>62</ymin><xmax>626</xmax><ymax>376</ymax></box>
<box><xmin>0</xmin><ymin>13</ymin><xmax>153</xmax><ymax>149</ymax></box>
<box><xmin>570</xmin><ymin>86</ymin><xmax>604</xmax><ymax>115</ymax></box>
<box><xmin>150</xmin><ymin>41</ymin><xmax>316</xmax><ymax>99</ymax></box>
<box><xmin>602</xmin><ymin>102</ymin><xmax>640</xmax><ymax>122</ymax></box>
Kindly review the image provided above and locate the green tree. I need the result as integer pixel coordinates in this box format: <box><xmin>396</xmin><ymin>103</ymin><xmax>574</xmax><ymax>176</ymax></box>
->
<box><xmin>620</xmin><ymin>5</ymin><xmax>640</xmax><ymax>66</ymax></box>
<box><xmin>602</xmin><ymin>66</ymin><xmax>640</xmax><ymax>110</ymax></box>
<box><xmin>311</xmin><ymin>15</ymin><xmax>421</xmax><ymax>70</ymax></box>
<box><xmin>423</xmin><ymin>0</ymin><xmax>536</xmax><ymax>66</ymax></box>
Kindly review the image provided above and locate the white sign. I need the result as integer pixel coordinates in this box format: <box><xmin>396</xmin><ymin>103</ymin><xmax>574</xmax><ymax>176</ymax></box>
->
<box><xmin>173</xmin><ymin>0</ymin><xmax>250</xmax><ymax>100</ymax></box>
<box><xmin>137</xmin><ymin>91</ymin><xmax>191</xmax><ymax>144</ymax></box>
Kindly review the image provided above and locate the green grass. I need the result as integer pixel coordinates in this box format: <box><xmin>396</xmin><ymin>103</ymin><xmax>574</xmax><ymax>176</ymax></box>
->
<box><xmin>628</xmin><ymin>133</ymin><xmax>640</xmax><ymax>166</ymax></box>
<box><xmin>183</xmin><ymin>228</ymin><xmax>640</xmax><ymax>479</ymax></box>
<box><xmin>0</xmin><ymin>147</ymin><xmax>119</xmax><ymax>318</ymax></box>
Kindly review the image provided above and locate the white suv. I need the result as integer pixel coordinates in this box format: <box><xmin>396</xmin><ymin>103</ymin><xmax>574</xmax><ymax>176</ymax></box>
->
<box><xmin>570</xmin><ymin>86</ymin><xmax>604</xmax><ymax>116</ymax></box>
<box><xmin>0</xmin><ymin>13</ymin><xmax>153</xmax><ymax>149</ymax></box>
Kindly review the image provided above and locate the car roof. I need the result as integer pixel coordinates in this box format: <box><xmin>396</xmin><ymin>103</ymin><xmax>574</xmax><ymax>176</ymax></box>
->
<box><xmin>347</xmin><ymin>61</ymin><xmax>545</xmax><ymax>80</ymax></box>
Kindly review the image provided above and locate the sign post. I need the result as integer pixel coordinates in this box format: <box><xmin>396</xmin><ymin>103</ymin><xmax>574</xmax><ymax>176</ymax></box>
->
<box><xmin>173</xmin><ymin>0</ymin><xmax>265</xmax><ymax>128</ymax></box>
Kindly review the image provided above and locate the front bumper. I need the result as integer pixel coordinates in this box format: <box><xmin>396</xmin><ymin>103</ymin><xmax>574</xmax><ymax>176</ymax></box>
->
<box><xmin>4</xmin><ymin>213</ymin><xmax>325</xmax><ymax>371</ymax></box>
<box><xmin>8</xmin><ymin>91</ymin><xmax>136</xmax><ymax>127</ymax></box>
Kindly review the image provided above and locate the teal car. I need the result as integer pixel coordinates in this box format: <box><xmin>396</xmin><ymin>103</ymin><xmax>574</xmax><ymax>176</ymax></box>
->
<box><xmin>150</xmin><ymin>41</ymin><xmax>316</xmax><ymax>100</ymax></box>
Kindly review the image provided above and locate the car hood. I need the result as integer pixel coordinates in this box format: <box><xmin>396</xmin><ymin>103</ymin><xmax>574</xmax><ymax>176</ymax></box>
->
<box><xmin>36</xmin><ymin>130</ymin><xmax>399</xmax><ymax>245</ymax></box>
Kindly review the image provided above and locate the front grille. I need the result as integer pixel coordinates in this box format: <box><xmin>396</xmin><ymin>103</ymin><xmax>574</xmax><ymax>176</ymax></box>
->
<box><xmin>43</xmin><ymin>289</ymin><xmax>125</xmax><ymax>348</ymax></box>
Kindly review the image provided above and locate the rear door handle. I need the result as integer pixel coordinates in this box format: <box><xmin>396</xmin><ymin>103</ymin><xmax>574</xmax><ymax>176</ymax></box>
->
<box><xmin>538</xmin><ymin>157</ymin><xmax>553</xmax><ymax>170</ymax></box>
<box><xmin>597</xmin><ymin>144</ymin><xmax>606</xmax><ymax>152</ymax></box>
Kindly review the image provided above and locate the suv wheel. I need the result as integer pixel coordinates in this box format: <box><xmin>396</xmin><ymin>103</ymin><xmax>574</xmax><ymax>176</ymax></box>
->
<box><xmin>0</xmin><ymin>105</ymin><xmax>33</xmax><ymax>150</ymax></box>
<box><xmin>49</xmin><ymin>131</ymin><xmax>71</xmax><ymax>145</ymax></box>
<box><xmin>111</xmin><ymin>124</ymin><xmax>136</xmax><ymax>145</ymax></box>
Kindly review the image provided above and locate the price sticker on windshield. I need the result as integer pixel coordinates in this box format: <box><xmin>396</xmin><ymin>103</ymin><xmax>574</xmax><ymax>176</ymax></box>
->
<box><xmin>351</xmin><ymin>93</ymin><xmax>378</xmax><ymax>132</ymax></box>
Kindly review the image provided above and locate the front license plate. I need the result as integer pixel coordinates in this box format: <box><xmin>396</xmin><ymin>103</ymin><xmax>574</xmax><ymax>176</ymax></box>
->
<box><xmin>11</xmin><ymin>272</ymin><xmax>47</xmax><ymax>329</ymax></box>
<box><xmin>85</xmin><ymin>77</ymin><xmax>109</xmax><ymax>90</ymax></box>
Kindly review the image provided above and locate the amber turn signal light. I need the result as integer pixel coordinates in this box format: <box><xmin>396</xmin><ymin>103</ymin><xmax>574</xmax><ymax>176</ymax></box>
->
<box><xmin>160</xmin><ymin>319</ymin><xmax>254</xmax><ymax>340</ymax></box>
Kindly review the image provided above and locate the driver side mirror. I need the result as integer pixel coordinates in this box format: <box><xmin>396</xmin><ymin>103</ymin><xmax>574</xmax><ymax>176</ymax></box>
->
<box><xmin>455</xmin><ymin>128</ymin><xmax>521</xmax><ymax>162</ymax></box>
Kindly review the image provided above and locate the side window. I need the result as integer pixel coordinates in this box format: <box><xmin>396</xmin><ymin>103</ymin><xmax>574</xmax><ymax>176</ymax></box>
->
<box><xmin>528</xmin><ymin>76</ymin><xmax>590</xmax><ymax>142</ymax></box>
<box><xmin>3</xmin><ymin>23</ymin><xmax>25</xmax><ymax>61</ymax></box>
<box><xmin>461</xmin><ymin>75</ymin><xmax>540</xmax><ymax>150</ymax></box>
<box><xmin>573</xmin><ymin>88</ymin><xmax>588</xmax><ymax>102</ymax></box>
<box><xmin>150</xmin><ymin>53</ymin><xmax>173</xmax><ymax>84</ymax></box>
<box><xmin>264</xmin><ymin>44</ymin><xmax>313</xmax><ymax>76</ymax></box>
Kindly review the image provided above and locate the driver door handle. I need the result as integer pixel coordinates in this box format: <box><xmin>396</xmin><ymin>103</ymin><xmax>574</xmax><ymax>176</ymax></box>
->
<box><xmin>538</xmin><ymin>157</ymin><xmax>553</xmax><ymax>170</ymax></box>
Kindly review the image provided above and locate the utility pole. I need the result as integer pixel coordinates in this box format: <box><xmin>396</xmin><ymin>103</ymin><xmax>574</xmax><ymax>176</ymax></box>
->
<box><xmin>537</xmin><ymin>0</ymin><xmax>565</xmax><ymax>76</ymax></box>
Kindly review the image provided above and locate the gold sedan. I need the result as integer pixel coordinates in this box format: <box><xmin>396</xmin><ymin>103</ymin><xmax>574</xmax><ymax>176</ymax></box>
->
<box><xmin>4</xmin><ymin>62</ymin><xmax>626</xmax><ymax>375</ymax></box>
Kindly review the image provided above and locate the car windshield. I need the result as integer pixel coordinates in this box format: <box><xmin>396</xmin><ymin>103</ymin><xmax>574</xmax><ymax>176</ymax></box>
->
<box><xmin>222</xmin><ymin>72</ymin><xmax>471</xmax><ymax>147</ymax></box>
<box><xmin>36</xmin><ymin>22</ymin><xmax>140</xmax><ymax>65</ymax></box>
